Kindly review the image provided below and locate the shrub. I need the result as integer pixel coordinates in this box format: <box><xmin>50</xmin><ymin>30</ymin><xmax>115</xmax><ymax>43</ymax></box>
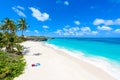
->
<box><xmin>0</xmin><ymin>50</ymin><xmax>26</xmax><ymax>80</ymax></box>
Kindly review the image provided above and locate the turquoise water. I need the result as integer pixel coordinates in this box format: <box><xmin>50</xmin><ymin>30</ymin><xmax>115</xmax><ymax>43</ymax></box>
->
<box><xmin>47</xmin><ymin>38</ymin><xmax>120</xmax><ymax>63</ymax></box>
<box><xmin>46</xmin><ymin>38</ymin><xmax>120</xmax><ymax>80</ymax></box>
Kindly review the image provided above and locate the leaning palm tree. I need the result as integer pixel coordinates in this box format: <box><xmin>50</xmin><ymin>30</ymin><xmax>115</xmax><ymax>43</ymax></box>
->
<box><xmin>17</xmin><ymin>18</ymin><xmax>28</xmax><ymax>36</ymax></box>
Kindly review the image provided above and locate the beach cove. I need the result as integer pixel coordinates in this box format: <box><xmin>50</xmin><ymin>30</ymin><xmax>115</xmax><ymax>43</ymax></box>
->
<box><xmin>14</xmin><ymin>41</ymin><xmax>116</xmax><ymax>80</ymax></box>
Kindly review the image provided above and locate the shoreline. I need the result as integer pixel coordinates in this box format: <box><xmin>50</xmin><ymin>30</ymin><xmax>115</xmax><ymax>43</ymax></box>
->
<box><xmin>14</xmin><ymin>41</ymin><xmax>117</xmax><ymax>80</ymax></box>
<box><xmin>45</xmin><ymin>42</ymin><xmax>120</xmax><ymax>80</ymax></box>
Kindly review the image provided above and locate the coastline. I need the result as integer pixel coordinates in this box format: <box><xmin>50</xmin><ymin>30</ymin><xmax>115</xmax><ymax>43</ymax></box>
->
<box><xmin>14</xmin><ymin>41</ymin><xmax>116</xmax><ymax>80</ymax></box>
<box><xmin>45</xmin><ymin>42</ymin><xmax>120</xmax><ymax>80</ymax></box>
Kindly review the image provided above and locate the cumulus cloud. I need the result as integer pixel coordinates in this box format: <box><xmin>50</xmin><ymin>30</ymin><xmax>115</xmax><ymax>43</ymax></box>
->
<box><xmin>115</xmin><ymin>18</ymin><xmax>120</xmax><ymax>25</ymax></box>
<box><xmin>55</xmin><ymin>29</ymin><xmax>62</xmax><ymax>35</ymax></box>
<box><xmin>93</xmin><ymin>19</ymin><xmax>105</xmax><ymax>25</ymax></box>
<box><xmin>34</xmin><ymin>30</ymin><xmax>39</xmax><ymax>33</ymax></box>
<box><xmin>91</xmin><ymin>31</ymin><xmax>98</xmax><ymax>35</ymax></box>
<box><xmin>105</xmin><ymin>20</ymin><xmax>114</xmax><ymax>25</ymax></box>
<box><xmin>55</xmin><ymin>26</ymin><xmax>98</xmax><ymax>36</ymax></box>
<box><xmin>17</xmin><ymin>6</ymin><xmax>25</xmax><ymax>10</ymax></box>
<box><xmin>55</xmin><ymin>26</ymin><xmax>80</xmax><ymax>36</ymax></box>
<box><xmin>114</xmin><ymin>29</ymin><xmax>120</xmax><ymax>33</ymax></box>
<box><xmin>93</xmin><ymin>18</ymin><xmax>120</xmax><ymax>25</ymax></box>
<box><xmin>93</xmin><ymin>19</ymin><xmax>113</xmax><ymax>25</ymax></box>
<box><xmin>97</xmin><ymin>26</ymin><xmax>112</xmax><ymax>31</ymax></box>
<box><xmin>80</xmin><ymin>27</ymin><xmax>98</xmax><ymax>35</ymax></box>
<box><xmin>12</xmin><ymin>6</ymin><xmax>26</xmax><ymax>17</ymax></box>
<box><xmin>29</xmin><ymin>7</ymin><xmax>49</xmax><ymax>22</ymax></box>
<box><xmin>74</xmin><ymin>21</ymin><xmax>80</xmax><ymax>25</ymax></box>
<box><xmin>42</xmin><ymin>25</ymin><xmax>49</xmax><ymax>29</ymax></box>
<box><xmin>64</xmin><ymin>1</ymin><xmax>69</xmax><ymax>6</ymax></box>
<box><xmin>81</xmin><ymin>27</ymin><xmax>91</xmax><ymax>32</ymax></box>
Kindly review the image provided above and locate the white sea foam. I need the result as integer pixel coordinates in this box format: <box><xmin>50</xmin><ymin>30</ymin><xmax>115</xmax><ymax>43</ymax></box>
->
<box><xmin>45</xmin><ymin>43</ymin><xmax>120</xmax><ymax>80</ymax></box>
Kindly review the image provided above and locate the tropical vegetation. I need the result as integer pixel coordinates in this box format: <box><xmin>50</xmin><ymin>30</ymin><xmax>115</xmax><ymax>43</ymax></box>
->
<box><xmin>0</xmin><ymin>18</ymin><xmax>28</xmax><ymax>80</ymax></box>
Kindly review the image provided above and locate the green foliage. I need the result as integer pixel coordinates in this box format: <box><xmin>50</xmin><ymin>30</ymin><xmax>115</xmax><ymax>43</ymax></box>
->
<box><xmin>14</xmin><ymin>44</ymin><xmax>24</xmax><ymax>55</ymax></box>
<box><xmin>0</xmin><ymin>50</ymin><xmax>26</xmax><ymax>80</ymax></box>
<box><xmin>0</xmin><ymin>18</ymin><xmax>28</xmax><ymax>80</ymax></box>
<box><xmin>18</xmin><ymin>18</ymin><xmax>28</xmax><ymax>36</ymax></box>
<box><xmin>0</xmin><ymin>18</ymin><xmax>27</xmax><ymax>53</ymax></box>
<box><xmin>0</xmin><ymin>32</ymin><xmax>4</xmax><ymax>49</ymax></box>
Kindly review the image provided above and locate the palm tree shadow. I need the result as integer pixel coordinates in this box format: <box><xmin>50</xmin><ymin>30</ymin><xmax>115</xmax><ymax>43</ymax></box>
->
<box><xmin>22</xmin><ymin>47</ymin><xmax>42</xmax><ymax>56</ymax></box>
<box><xmin>33</xmin><ymin>53</ymin><xmax>42</xmax><ymax>56</ymax></box>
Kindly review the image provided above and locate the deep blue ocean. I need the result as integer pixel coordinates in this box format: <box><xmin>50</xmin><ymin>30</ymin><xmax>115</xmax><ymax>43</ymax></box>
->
<box><xmin>47</xmin><ymin>38</ymin><xmax>120</xmax><ymax>63</ymax></box>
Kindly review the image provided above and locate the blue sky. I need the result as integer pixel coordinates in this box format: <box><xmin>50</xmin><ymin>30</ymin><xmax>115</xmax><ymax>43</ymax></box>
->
<box><xmin>0</xmin><ymin>0</ymin><xmax>120</xmax><ymax>37</ymax></box>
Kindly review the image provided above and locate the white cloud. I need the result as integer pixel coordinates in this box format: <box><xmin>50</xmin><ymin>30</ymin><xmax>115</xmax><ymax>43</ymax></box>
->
<box><xmin>74</xmin><ymin>21</ymin><xmax>80</xmax><ymax>25</ymax></box>
<box><xmin>69</xmin><ymin>27</ymin><xmax>80</xmax><ymax>32</ymax></box>
<box><xmin>115</xmin><ymin>18</ymin><xmax>120</xmax><ymax>25</ymax></box>
<box><xmin>93</xmin><ymin>19</ymin><xmax>105</xmax><ymax>25</ymax></box>
<box><xmin>55</xmin><ymin>29</ymin><xmax>62</xmax><ymax>35</ymax></box>
<box><xmin>93</xmin><ymin>19</ymin><xmax>114</xmax><ymax>25</ymax></box>
<box><xmin>25</xmin><ymin>30</ymin><xmax>30</xmax><ymax>32</ymax></box>
<box><xmin>81</xmin><ymin>27</ymin><xmax>91</xmax><ymax>32</ymax></box>
<box><xmin>29</xmin><ymin>7</ymin><xmax>49</xmax><ymax>22</ymax></box>
<box><xmin>91</xmin><ymin>31</ymin><xmax>98</xmax><ymax>35</ymax></box>
<box><xmin>34</xmin><ymin>30</ymin><xmax>39</xmax><ymax>33</ymax></box>
<box><xmin>93</xmin><ymin>18</ymin><xmax>120</xmax><ymax>25</ymax></box>
<box><xmin>105</xmin><ymin>20</ymin><xmax>114</xmax><ymax>25</ymax></box>
<box><xmin>12</xmin><ymin>7</ymin><xmax>26</xmax><ymax>17</ymax></box>
<box><xmin>64</xmin><ymin>25</ymin><xmax>70</xmax><ymax>28</ymax></box>
<box><xmin>17</xmin><ymin>6</ymin><xmax>25</xmax><ymax>10</ymax></box>
<box><xmin>42</xmin><ymin>25</ymin><xmax>49</xmax><ymax>29</ymax></box>
<box><xmin>97</xmin><ymin>26</ymin><xmax>112</xmax><ymax>31</ymax></box>
<box><xmin>114</xmin><ymin>29</ymin><xmax>120</xmax><ymax>33</ymax></box>
<box><xmin>63</xmin><ymin>27</ymin><xmax>68</xmax><ymax>32</ymax></box>
<box><xmin>55</xmin><ymin>26</ymin><xmax>98</xmax><ymax>36</ymax></box>
<box><xmin>75</xmin><ymin>32</ymin><xmax>84</xmax><ymax>36</ymax></box>
<box><xmin>64</xmin><ymin>1</ymin><xmax>69</xmax><ymax>5</ymax></box>
<box><xmin>63</xmin><ymin>32</ymin><xmax>70</xmax><ymax>35</ymax></box>
<box><xmin>80</xmin><ymin>27</ymin><xmax>98</xmax><ymax>35</ymax></box>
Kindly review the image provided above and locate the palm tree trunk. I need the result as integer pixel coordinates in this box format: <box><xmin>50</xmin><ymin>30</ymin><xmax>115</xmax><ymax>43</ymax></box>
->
<box><xmin>22</xmin><ymin>30</ymin><xmax>24</xmax><ymax>36</ymax></box>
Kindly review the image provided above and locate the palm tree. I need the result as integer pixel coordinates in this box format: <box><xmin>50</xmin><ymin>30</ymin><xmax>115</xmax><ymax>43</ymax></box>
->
<box><xmin>0</xmin><ymin>18</ymin><xmax>17</xmax><ymax>52</ymax></box>
<box><xmin>18</xmin><ymin>18</ymin><xmax>28</xmax><ymax>36</ymax></box>
<box><xmin>0</xmin><ymin>18</ymin><xmax>16</xmax><ymax>33</ymax></box>
<box><xmin>8</xmin><ymin>20</ymin><xmax>16</xmax><ymax>34</ymax></box>
<box><xmin>0</xmin><ymin>18</ymin><xmax>28</xmax><ymax>53</ymax></box>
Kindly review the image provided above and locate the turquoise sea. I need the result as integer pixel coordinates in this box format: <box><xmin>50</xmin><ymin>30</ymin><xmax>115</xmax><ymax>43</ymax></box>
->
<box><xmin>46</xmin><ymin>38</ymin><xmax>120</xmax><ymax>80</ymax></box>
<box><xmin>47</xmin><ymin>38</ymin><xmax>120</xmax><ymax>63</ymax></box>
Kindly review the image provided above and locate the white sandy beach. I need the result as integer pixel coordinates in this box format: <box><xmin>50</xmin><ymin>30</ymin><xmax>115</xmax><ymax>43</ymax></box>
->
<box><xmin>14</xmin><ymin>41</ymin><xmax>116</xmax><ymax>80</ymax></box>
